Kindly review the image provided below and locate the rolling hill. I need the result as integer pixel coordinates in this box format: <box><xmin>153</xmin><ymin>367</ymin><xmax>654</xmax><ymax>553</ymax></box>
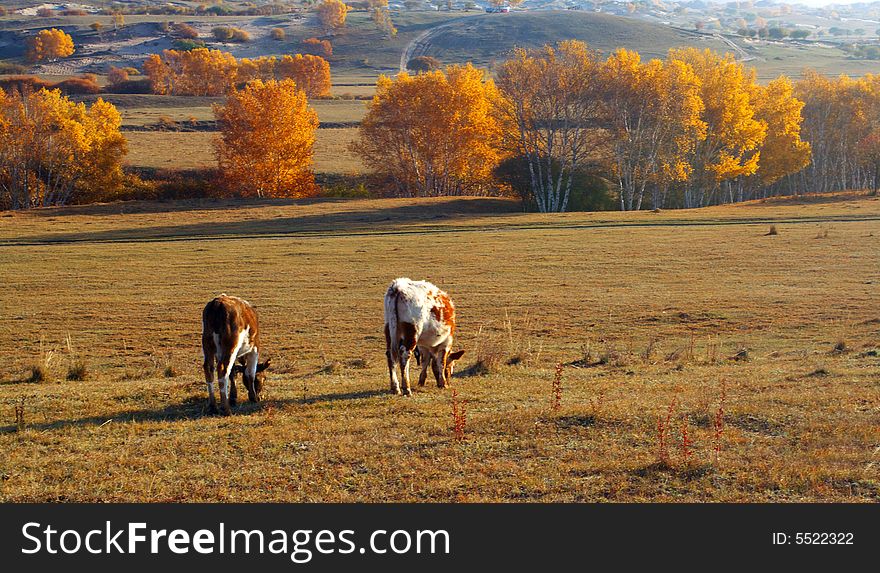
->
<box><xmin>403</xmin><ymin>11</ymin><xmax>736</xmax><ymax>69</ymax></box>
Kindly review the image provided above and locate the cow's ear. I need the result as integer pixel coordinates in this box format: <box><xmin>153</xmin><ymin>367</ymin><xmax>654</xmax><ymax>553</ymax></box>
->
<box><xmin>256</xmin><ymin>359</ymin><xmax>271</xmax><ymax>372</ymax></box>
<box><xmin>448</xmin><ymin>350</ymin><xmax>465</xmax><ymax>362</ymax></box>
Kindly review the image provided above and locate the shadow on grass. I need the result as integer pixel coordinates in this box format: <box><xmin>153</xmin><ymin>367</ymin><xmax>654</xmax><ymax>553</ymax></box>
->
<box><xmin>14</xmin><ymin>198</ymin><xmax>520</xmax><ymax>246</ymax></box>
<box><xmin>0</xmin><ymin>396</ymin><xmax>219</xmax><ymax>434</ymax></box>
<box><xmin>293</xmin><ymin>389</ymin><xmax>388</xmax><ymax>405</ymax></box>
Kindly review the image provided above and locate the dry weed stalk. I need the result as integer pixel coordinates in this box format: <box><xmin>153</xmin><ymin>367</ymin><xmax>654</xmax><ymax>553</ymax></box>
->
<box><xmin>451</xmin><ymin>388</ymin><xmax>467</xmax><ymax>442</ymax></box>
<box><xmin>551</xmin><ymin>363</ymin><xmax>563</xmax><ymax>412</ymax></box>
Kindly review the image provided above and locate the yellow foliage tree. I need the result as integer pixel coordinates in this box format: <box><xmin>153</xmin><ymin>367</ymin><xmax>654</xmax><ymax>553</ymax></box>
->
<box><xmin>750</xmin><ymin>76</ymin><xmax>811</xmax><ymax>189</ymax></box>
<box><xmin>214</xmin><ymin>79</ymin><xmax>319</xmax><ymax>198</ymax></box>
<box><xmin>601</xmin><ymin>49</ymin><xmax>707</xmax><ymax>210</ymax></box>
<box><xmin>667</xmin><ymin>48</ymin><xmax>766</xmax><ymax>207</ymax></box>
<box><xmin>277</xmin><ymin>54</ymin><xmax>332</xmax><ymax>98</ymax></box>
<box><xmin>353</xmin><ymin>63</ymin><xmax>503</xmax><ymax>197</ymax></box>
<box><xmin>795</xmin><ymin>71</ymin><xmax>880</xmax><ymax>193</ymax></box>
<box><xmin>144</xmin><ymin>50</ymin><xmax>332</xmax><ymax>98</ymax></box>
<box><xmin>317</xmin><ymin>0</ymin><xmax>349</xmax><ymax>32</ymax></box>
<box><xmin>0</xmin><ymin>88</ymin><xmax>127</xmax><ymax>209</ymax></box>
<box><xmin>495</xmin><ymin>41</ymin><xmax>608</xmax><ymax>212</ymax></box>
<box><xmin>26</xmin><ymin>28</ymin><xmax>75</xmax><ymax>63</ymax></box>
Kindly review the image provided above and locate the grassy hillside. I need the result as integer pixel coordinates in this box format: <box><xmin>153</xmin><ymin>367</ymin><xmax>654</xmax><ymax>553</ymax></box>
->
<box><xmin>407</xmin><ymin>11</ymin><xmax>734</xmax><ymax>67</ymax></box>
<box><xmin>1</xmin><ymin>194</ymin><xmax>878</xmax><ymax>502</ymax></box>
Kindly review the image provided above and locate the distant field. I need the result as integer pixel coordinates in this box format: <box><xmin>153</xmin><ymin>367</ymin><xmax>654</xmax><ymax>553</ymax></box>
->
<box><xmin>744</xmin><ymin>41</ymin><xmax>880</xmax><ymax>81</ymax></box>
<box><xmin>124</xmin><ymin>128</ymin><xmax>364</xmax><ymax>174</ymax></box>
<box><xmin>0</xmin><ymin>194</ymin><xmax>878</xmax><ymax>501</ymax></box>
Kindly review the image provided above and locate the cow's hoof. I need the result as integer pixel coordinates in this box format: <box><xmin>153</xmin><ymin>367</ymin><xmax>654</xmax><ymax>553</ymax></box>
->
<box><xmin>391</xmin><ymin>387</ymin><xmax>402</xmax><ymax>395</ymax></box>
<box><xmin>402</xmin><ymin>388</ymin><xmax>412</xmax><ymax>397</ymax></box>
<box><xmin>208</xmin><ymin>403</ymin><xmax>219</xmax><ymax>415</ymax></box>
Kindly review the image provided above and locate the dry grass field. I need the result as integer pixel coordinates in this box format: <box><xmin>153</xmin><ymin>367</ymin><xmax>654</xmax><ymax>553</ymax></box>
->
<box><xmin>0</xmin><ymin>193</ymin><xmax>878</xmax><ymax>502</ymax></box>
<box><xmin>123</xmin><ymin>128</ymin><xmax>364</xmax><ymax>174</ymax></box>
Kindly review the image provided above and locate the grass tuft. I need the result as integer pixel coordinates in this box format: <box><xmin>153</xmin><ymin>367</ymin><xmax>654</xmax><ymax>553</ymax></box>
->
<box><xmin>66</xmin><ymin>360</ymin><xmax>88</xmax><ymax>381</ymax></box>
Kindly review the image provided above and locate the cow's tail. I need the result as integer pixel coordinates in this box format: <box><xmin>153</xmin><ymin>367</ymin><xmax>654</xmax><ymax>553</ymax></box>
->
<box><xmin>384</xmin><ymin>283</ymin><xmax>401</xmax><ymax>357</ymax></box>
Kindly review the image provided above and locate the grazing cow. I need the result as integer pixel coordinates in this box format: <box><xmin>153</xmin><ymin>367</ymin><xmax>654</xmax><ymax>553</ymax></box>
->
<box><xmin>202</xmin><ymin>294</ymin><xmax>270</xmax><ymax>415</ymax></box>
<box><xmin>384</xmin><ymin>278</ymin><xmax>465</xmax><ymax>396</ymax></box>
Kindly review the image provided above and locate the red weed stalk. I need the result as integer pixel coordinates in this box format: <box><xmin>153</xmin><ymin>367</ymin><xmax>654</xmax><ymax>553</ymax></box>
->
<box><xmin>451</xmin><ymin>388</ymin><xmax>467</xmax><ymax>442</ymax></box>
<box><xmin>680</xmin><ymin>417</ymin><xmax>693</xmax><ymax>464</ymax></box>
<box><xmin>657</xmin><ymin>397</ymin><xmax>678</xmax><ymax>466</ymax></box>
<box><xmin>551</xmin><ymin>363</ymin><xmax>563</xmax><ymax>412</ymax></box>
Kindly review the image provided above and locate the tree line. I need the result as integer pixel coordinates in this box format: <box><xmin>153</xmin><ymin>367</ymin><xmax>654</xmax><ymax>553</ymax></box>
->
<box><xmin>143</xmin><ymin>49</ymin><xmax>332</xmax><ymax>98</ymax></box>
<box><xmin>354</xmin><ymin>42</ymin><xmax>841</xmax><ymax>212</ymax></box>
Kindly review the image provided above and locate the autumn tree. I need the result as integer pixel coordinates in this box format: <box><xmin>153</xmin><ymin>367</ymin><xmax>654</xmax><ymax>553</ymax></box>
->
<box><xmin>26</xmin><ymin>29</ymin><xmax>75</xmax><ymax>63</ymax></box>
<box><xmin>143</xmin><ymin>48</ymin><xmax>238</xmax><ymax>96</ymax></box>
<box><xmin>369</xmin><ymin>0</ymin><xmax>397</xmax><ymax>38</ymax></box>
<box><xmin>496</xmin><ymin>41</ymin><xmax>608</xmax><ymax>212</ymax></box>
<box><xmin>0</xmin><ymin>88</ymin><xmax>127</xmax><ymax>209</ymax></box>
<box><xmin>601</xmin><ymin>49</ymin><xmax>706</xmax><ymax>210</ymax></box>
<box><xmin>353</xmin><ymin>64</ymin><xmax>503</xmax><ymax>197</ymax></box>
<box><xmin>107</xmin><ymin>66</ymin><xmax>130</xmax><ymax>86</ymax></box>
<box><xmin>794</xmin><ymin>71</ymin><xmax>880</xmax><ymax>193</ymax></box>
<box><xmin>144</xmin><ymin>49</ymin><xmax>332</xmax><ymax>97</ymax></box>
<box><xmin>667</xmin><ymin>48</ymin><xmax>766</xmax><ymax>207</ymax></box>
<box><xmin>746</xmin><ymin>76</ymin><xmax>811</xmax><ymax>198</ymax></box>
<box><xmin>214</xmin><ymin>79</ymin><xmax>319</xmax><ymax>198</ymax></box>
<box><xmin>277</xmin><ymin>54</ymin><xmax>332</xmax><ymax>97</ymax></box>
<box><xmin>317</xmin><ymin>0</ymin><xmax>349</xmax><ymax>32</ymax></box>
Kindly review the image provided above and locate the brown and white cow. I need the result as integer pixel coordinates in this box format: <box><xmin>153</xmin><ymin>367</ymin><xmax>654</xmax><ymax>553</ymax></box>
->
<box><xmin>384</xmin><ymin>278</ymin><xmax>464</xmax><ymax>396</ymax></box>
<box><xmin>202</xmin><ymin>294</ymin><xmax>270</xmax><ymax>415</ymax></box>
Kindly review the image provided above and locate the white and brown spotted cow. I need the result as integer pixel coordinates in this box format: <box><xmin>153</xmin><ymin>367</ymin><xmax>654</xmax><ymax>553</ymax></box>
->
<box><xmin>202</xmin><ymin>294</ymin><xmax>270</xmax><ymax>415</ymax></box>
<box><xmin>384</xmin><ymin>278</ymin><xmax>464</xmax><ymax>396</ymax></box>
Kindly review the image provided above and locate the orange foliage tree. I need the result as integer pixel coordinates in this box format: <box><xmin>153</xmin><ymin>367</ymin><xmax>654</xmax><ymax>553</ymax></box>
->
<box><xmin>214</xmin><ymin>79</ymin><xmax>319</xmax><ymax>198</ymax></box>
<box><xmin>277</xmin><ymin>54</ymin><xmax>332</xmax><ymax>97</ymax></box>
<box><xmin>0</xmin><ymin>88</ymin><xmax>127</xmax><ymax>209</ymax></box>
<box><xmin>144</xmin><ymin>50</ymin><xmax>331</xmax><ymax>97</ymax></box>
<box><xmin>26</xmin><ymin>28</ymin><xmax>75</xmax><ymax>63</ymax></box>
<box><xmin>143</xmin><ymin>48</ymin><xmax>238</xmax><ymax>96</ymax></box>
<box><xmin>353</xmin><ymin>64</ymin><xmax>503</xmax><ymax>197</ymax></box>
<box><xmin>317</xmin><ymin>0</ymin><xmax>349</xmax><ymax>32</ymax></box>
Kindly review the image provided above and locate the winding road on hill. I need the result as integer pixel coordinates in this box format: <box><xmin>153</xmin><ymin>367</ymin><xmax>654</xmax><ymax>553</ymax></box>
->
<box><xmin>400</xmin><ymin>17</ymin><xmax>470</xmax><ymax>72</ymax></box>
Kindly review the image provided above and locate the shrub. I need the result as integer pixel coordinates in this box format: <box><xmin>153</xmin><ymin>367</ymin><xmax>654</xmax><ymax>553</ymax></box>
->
<box><xmin>407</xmin><ymin>56</ymin><xmax>441</xmax><ymax>72</ymax></box>
<box><xmin>0</xmin><ymin>75</ymin><xmax>53</xmax><ymax>93</ymax></box>
<box><xmin>62</xmin><ymin>9</ymin><xmax>88</xmax><ymax>16</ymax></box>
<box><xmin>173</xmin><ymin>23</ymin><xmax>199</xmax><ymax>39</ymax></box>
<box><xmin>0</xmin><ymin>62</ymin><xmax>28</xmax><ymax>75</ymax></box>
<box><xmin>212</xmin><ymin>26</ymin><xmax>250</xmax><ymax>42</ymax></box>
<box><xmin>106</xmin><ymin>78</ymin><xmax>152</xmax><ymax>93</ymax></box>
<box><xmin>55</xmin><ymin>76</ymin><xmax>102</xmax><ymax>95</ymax></box>
<box><xmin>271</xmin><ymin>27</ymin><xmax>286</xmax><ymax>41</ymax></box>
<box><xmin>303</xmin><ymin>37</ymin><xmax>332</xmax><ymax>57</ymax></box>
<box><xmin>173</xmin><ymin>39</ymin><xmax>206</xmax><ymax>51</ymax></box>
<box><xmin>107</xmin><ymin>66</ymin><xmax>130</xmax><ymax>85</ymax></box>
<box><xmin>37</xmin><ymin>7</ymin><xmax>54</xmax><ymax>17</ymax></box>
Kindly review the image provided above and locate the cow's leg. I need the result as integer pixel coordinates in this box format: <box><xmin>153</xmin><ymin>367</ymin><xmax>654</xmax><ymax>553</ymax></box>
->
<box><xmin>217</xmin><ymin>353</ymin><xmax>234</xmax><ymax>416</ymax></box>
<box><xmin>435</xmin><ymin>349</ymin><xmax>449</xmax><ymax>389</ymax></box>
<box><xmin>385</xmin><ymin>323</ymin><xmax>401</xmax><ymax>395</ymax></box>
<box><xmin>417</xmin><ymin>347</ymin><xmax>431</xmax><ymax>387</ymax></box>
<box><xmin>218</xmin><ymin>333</ymin><xmax>247</xmax><ymax>414</ymax></box>
<box><xmin>243</xmin><ymin>350</ymin><xmax>259</xmax><ymax>402</ymax></box>
<box><xmin>229</xmin><ymin>361</ymin><xmax>238</xmax><ymax>407</ymax></box>
<box><xmin>202</xmin><ymin>338</ymin><xmax>218</xmax><ymax>414</ymax></box>
<box><xmin>431</xmin><ymin>352</ymin><xmax>444</xmax><ymax>388</ymax></box>
<box><xmin>398</xmin><ymin>322</ymin><xmax>417</xmax><ymax>397</ymax></box>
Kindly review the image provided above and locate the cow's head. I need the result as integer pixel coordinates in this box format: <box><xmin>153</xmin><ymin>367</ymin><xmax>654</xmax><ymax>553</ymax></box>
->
<box><xmin>233</xmin><ymin>359</ymin><xmax>271</xmax><ymax>402</ymax></box>
<box><xmin>445</xmin><ymin>350</ymin><xmax>465</xmax><ymax>381</ymax></box>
